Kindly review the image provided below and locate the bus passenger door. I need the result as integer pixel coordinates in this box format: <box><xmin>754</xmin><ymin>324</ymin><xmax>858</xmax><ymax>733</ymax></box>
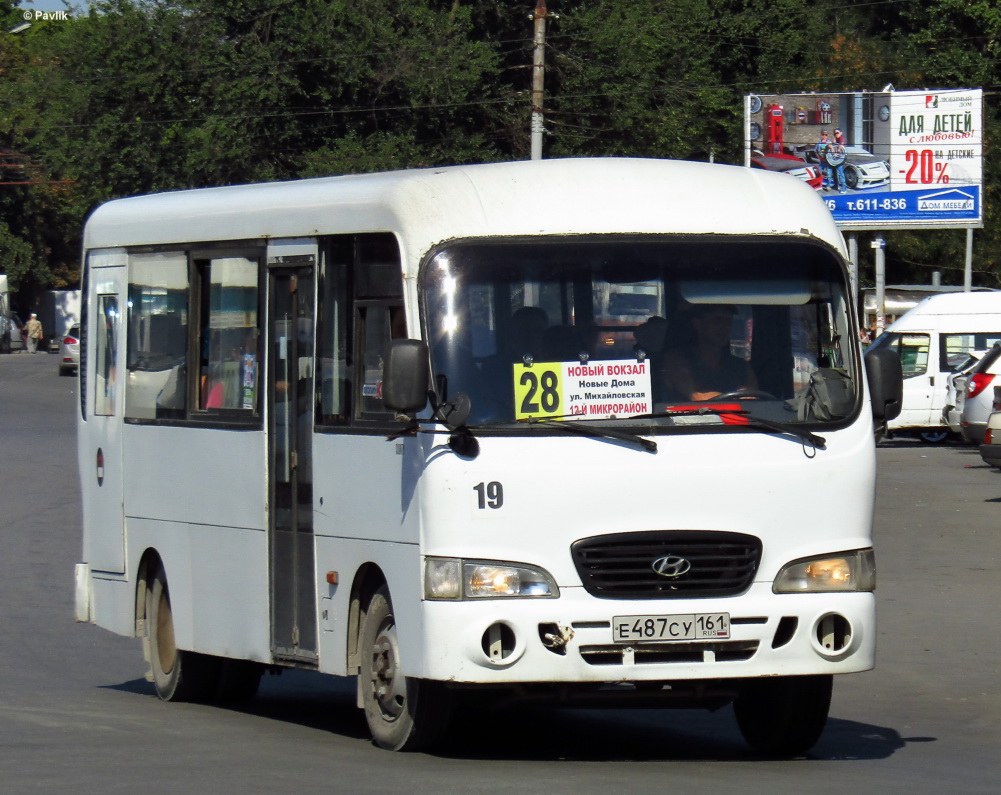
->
<box><xmin>79</xmin><ymin>250</ymin><xmax>128</xmax><ymax>575</ymax></box>
<box><xmin>267</xmin><ymin>243</ymin><xmax>318</xmax><ymax>663</ymax></box>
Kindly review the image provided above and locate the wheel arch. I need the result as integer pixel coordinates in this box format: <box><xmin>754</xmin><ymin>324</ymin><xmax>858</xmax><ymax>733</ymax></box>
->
<box><xmin>347</xmin><ymin>562</ymin><xmax>389</xmax><ymax>674</ymax></box>
<box><xmin>135</xmin><ymin>547</ymin><xmax>164</xmax><ymax>637</ymax></box>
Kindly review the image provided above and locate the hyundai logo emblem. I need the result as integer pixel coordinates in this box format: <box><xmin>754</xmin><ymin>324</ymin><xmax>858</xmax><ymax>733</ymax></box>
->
<box><xmin>652</xmin><ymin>555</ymin><xmax>691</xmax><ymax>578</ymax></box>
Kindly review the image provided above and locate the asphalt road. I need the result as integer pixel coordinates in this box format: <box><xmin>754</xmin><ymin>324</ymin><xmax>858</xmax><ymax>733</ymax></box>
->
<box><xmin>1</xmin><ymin>350</ymin><xmax>999</xmax><ymax>793</ymax></box>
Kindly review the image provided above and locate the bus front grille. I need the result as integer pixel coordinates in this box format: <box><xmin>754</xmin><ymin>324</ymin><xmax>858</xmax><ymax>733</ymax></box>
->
<box><xmin>571</xmin><ymin>531</ymin><xmax>761</xmax><ymax>599</ymax></box>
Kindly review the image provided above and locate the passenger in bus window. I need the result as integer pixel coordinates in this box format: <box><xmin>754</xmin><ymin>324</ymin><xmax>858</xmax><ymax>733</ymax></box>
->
<box><xmin>633</xmin><ymin>316</ymin><xmax>668</xmax><ymax>360</ymax></box>
<box><xmin>658</xmin><ymin>304</ymin><xmax>757</xmax><ymax>402</ymax></box>
<box><xmin>508</xmin><ymin>305</ymin><xmax>548</xmax><ymax>362</ymax></box>
<box><xmin>541</xmin><ymin>324</ymin><xmax>583</xmax><ymax>362</ymax></box>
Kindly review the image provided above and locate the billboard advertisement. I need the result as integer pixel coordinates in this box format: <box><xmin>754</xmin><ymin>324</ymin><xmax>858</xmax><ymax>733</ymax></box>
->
<box><xmin>745</xmin><ymin>89</ymin><xmax>983</xmax><ymax>230</ymax></box>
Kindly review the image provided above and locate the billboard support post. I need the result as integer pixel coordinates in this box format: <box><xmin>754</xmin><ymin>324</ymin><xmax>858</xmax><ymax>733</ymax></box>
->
<box><xmin>965</xmin><ymin>229</ymin><xmax>973</xmax><ymax>292</ymax></box>
<box><xmin>873</xmin><ymin>235</ymin><xmax>886</xmax><ymax>336</ymax></box>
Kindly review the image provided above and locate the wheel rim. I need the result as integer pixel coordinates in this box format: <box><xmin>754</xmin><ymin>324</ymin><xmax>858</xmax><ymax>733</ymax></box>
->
<box><xmin>369</xmin><ymin>615</ymin><xmax>407</xmax><ymax>721</ymax></box>
<box><xmin>156</xmin><ymin>587</ymin><xmax>177</xmax><ymax>675</ymax></box>
<box><xmin>921</xmin><ymin>430</ymin><xmax>948</xmax><ymax>443</ymax></box>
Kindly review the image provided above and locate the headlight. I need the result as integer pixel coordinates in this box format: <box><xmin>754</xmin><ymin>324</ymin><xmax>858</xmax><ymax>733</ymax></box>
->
<box><xmin>424</xmin><ymin>557</ymin><xmax>559</xmax><ymax>600</ymax></box>
<box><xmin>773</xmin><ymin>548</ymin><xmax>876</xmax><ymax>593</ymax></box>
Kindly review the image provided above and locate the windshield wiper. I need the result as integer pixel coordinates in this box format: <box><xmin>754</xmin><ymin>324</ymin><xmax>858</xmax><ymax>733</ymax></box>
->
<box><xmin>518</xmin><ymin>416</ymin><xmax>658</xmax><ymax>453</ymax></box>
<box><xmin>635</xmin><ymin>407</ymin><xmax>826</xmax><ymax>450</ymax></box>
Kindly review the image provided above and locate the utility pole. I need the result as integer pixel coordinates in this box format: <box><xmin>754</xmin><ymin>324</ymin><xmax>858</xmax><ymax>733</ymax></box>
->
<box><xmin>530</xmin><ymin>1</ymin><xmax>551</xmax><ymax>161</ymax></box>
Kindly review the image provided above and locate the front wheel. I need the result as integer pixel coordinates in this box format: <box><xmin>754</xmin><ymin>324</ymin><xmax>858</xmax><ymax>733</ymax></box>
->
<box><xmin>144</xmin><ymin>566</ymin><xmax>220</xmax><ymax>702</ymax></box>
<box><xmin>919</xmin><ymin>429</ymin><xmax>950</xmax><ymax>444</ymax></box>
<box><xmin>360</xmin><ymin>586</ymin><xmax>452</xmax><ymax>751</ymax></box>
<box><xmin>733</xmin><ymin>674</ymin><xmax>833</xmax><ymax>756</ymax></box>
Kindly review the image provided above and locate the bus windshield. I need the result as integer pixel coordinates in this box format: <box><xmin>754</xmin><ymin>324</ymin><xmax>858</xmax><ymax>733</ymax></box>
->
<box><xmin>422</xmin><ymin>237</ymin><xmax>858</xmax><ymax>428</ymax></box>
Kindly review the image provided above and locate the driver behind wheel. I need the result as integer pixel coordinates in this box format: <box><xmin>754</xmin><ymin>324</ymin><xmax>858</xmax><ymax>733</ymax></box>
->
<box><xmin>657</xmin><ymin>304</ymin><xmax>758</xmax><ymax>402</ymax></box>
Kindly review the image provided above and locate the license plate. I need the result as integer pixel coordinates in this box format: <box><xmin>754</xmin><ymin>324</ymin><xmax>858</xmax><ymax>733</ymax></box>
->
<box><xmin>612</xmin><ymin>613</ymin><xmax>731</xmax><ymax>643</ymax></box>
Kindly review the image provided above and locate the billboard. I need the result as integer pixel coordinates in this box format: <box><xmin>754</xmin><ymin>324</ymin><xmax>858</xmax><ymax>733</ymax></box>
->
<box><xmin>745</xmin><ymin>89</ymin><xmax>983</xmax><ymax>230</ymax></box>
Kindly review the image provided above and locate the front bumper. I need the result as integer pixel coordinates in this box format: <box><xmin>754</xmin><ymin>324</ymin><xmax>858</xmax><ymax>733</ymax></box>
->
<box><xmin>979</xmin><ymin>442</ymin><xmax>1001</xmax><ymax>468</ymax></box>
<box><xmin>417</xmin><ymin>584</ymin><xmax>875</xmax><ymax>685</ymax></box>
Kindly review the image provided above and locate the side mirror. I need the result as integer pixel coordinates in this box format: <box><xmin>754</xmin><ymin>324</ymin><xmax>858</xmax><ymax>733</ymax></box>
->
<box><xmin>382</xmin><ymin>339</ymin><xmax>430</xmax><ymax>413</ymax></box>
<box><xmin>864</xmin><ymin>346</ymin><xmax>903</xmax><ymax>422</ymax></box>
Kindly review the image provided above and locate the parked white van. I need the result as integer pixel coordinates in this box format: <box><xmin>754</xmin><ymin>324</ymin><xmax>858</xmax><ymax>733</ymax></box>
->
<box><xmin>867</xmin><ymin>291</ymin><xmax>1001</xmax><ymax>441</ymax></box>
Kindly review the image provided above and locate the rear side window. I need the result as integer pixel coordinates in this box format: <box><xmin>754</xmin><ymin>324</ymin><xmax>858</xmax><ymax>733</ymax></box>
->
<box><xmin>940</xmin><ymin>332</ymin><xmax>1001</xmax><ymax>372</ymax></box>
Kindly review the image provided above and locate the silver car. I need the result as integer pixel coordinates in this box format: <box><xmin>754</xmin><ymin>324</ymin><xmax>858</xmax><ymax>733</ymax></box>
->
<box><xmin>839</xmin><ymin>146</ymin><xmax>891</xmax><ymax>190</ymax></box>
<box><xmin>942</xmin><ymin>351</ymin><xmax>985</xmax><ymax>435</ymax></box>
<box><xmin>3</xmin><ymin>312</ymin><xmax>26</xmax><ymax>352</ymax></box>
<box><xmin>58</xmin><ymin>324</ymin><xmax>80</xmax><ymax>375</ymax></box>
<box><xmin>979</xmin><ymin>408</ymin><xmax>1001</xmax><ymax>469</ymax></box>
<box><xmin>960</xmin><ymin>343</ymin><xmax>1001</xmax><ymax>444</ymax></box>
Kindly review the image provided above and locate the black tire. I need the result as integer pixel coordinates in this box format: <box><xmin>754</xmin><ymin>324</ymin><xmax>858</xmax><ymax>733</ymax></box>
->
<box><xmin>734</xmin><ymin>674</ymin><xmax>833</xmax><ymax>756</ymax></box>
<box><xmin>845</xmin><ymin>166</ymin><xmax>859</xmax><ymax>190</ymax></box>
<box><xmin>919</xmin><ymin>429</ymin><xmax>949</xmax><ymax>444</ymax></box>
<box><xmin>144</xmin><ymin>567</ymin><xmax>220</xmax><ymax>702</ymax></box>
<box><xmin>360</xmin><ymin>586</ymin><xmax>452</xmax><ymax>751</ymax></box>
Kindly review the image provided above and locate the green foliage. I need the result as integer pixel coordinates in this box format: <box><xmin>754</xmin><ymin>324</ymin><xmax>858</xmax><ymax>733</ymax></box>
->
<box><xmin>1</xmin><ymin>0</ymin><xmax>1001</xmax><ymax>304</ymax></box>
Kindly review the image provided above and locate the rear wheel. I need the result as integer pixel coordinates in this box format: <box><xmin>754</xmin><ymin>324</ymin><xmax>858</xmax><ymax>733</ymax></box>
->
<box><xmin>919</xmin><ymin>429</ymin><xmax>950</xmax><ymax>444</ymax></box>
<box><xmin>734</xmin><ymin>674</ymin><xmax>833</xmax><ymax>756</ymax></box>
<box><xmin>360</xmin><ymin>586</ymin><xmax>452</xmax><ymax>751</ymax></box>
<box><xmin>144</xmin><ymin>567</ymin><xmax>220</xmax><ymax>702</ymax></box>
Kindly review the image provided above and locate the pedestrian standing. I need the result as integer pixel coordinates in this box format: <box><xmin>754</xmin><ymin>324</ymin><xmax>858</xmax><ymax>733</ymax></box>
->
<box><xmin>828</xmin><ymin>130</ymin><xmax>848</xmax><ymax>194</ymax></box>
<box><xmin>25</xmin><ymin>313</ymin><xmax>43</xmax><ymax>354</ymax></box>
<box><xmin>815</xmin><ymin>130</ymin><xmax>832</xmax><ymax>188</ymax></box>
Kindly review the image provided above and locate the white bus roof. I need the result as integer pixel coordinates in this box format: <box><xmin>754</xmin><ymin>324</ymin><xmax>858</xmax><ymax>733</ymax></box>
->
<box><xmin>890</xmin><ymin>290</ymin><xmax>1001</xmax><ymax>321</ymax></box>
<box><xmin>83</xmin><ymin>158</ymin><xmax>846</xmax><ymax>265</ymax></box>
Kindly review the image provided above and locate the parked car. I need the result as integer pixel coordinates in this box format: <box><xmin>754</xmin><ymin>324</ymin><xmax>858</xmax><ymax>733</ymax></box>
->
<box><xmin>795</xmin><ymin>144</ymin><xmax>890</xmax><ymax>190</ymax></box>
<box><xmin>3</xmin><ymin>312</ymin><xmax>26</xmax><ymax>352</ymax></box>
<box><xmin>960</xmin><ymin>344</ymin><xmax>1001</xmax><ymax>444</ymax></box>
<box><xmin>58</xmin><ymin>324</ymin><xmax>80</xmax><ymax>376</ymax></box>
<box><xmin>750</xmin><ymin>151</ymin><xmax>823</xmax><ymax>190</ymax></box>
<box><xmin>942</xmin><ymin>351</ymin><xmax>984</xmax><ymax>435</ymax></box>
<box><xmin>979</xmin><ymin>407</ymin><xmax>1001</xmax><ymax>469</ymax></box>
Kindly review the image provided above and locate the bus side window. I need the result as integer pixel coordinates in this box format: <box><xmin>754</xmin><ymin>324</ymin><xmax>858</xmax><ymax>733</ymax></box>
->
<box><xmin>317</xmin><ymin>233</ymin><xmax>405</xmax><ymax>425</ymax></box>
<box><xmin>126</xmin><ymin>252</ymin><xmax>189</xmax><ymax>420</ymax></box>
<box><xmin>193</xmin><ymin>255</ymin><xmax>261</xmax><ymax>415</ymax></box>
<box><xmin>356</xmin><ymin>302</ymin><xmax>403</xmax><ymax>418</ymax></box>
<box><xmin>317</xmin><ymin>237</ymin><xmax>352</xmax><ymax>424</ymax></box>
<box><xmin>94</xmin><ymin>295</ymin><xmax>120</xmax><ymax>416</ymax></box>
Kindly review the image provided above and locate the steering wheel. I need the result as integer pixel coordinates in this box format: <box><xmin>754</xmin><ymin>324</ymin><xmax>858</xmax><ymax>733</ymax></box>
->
<box><xmin>710</xmin><ymin>390</ymin><xmax>778</xmax><ymax>401</ymax></box>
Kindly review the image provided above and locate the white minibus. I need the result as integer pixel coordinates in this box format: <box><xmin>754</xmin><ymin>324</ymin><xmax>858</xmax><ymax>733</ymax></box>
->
<box><xmin>867</xmin><ymin>291</ymin><xmax>1001</xmax><ymax>442</ymax></box>
<box><xmin>74</xmin><ymin>158</ymin><xmax>901</xmax><ymax>755</ymax></box>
